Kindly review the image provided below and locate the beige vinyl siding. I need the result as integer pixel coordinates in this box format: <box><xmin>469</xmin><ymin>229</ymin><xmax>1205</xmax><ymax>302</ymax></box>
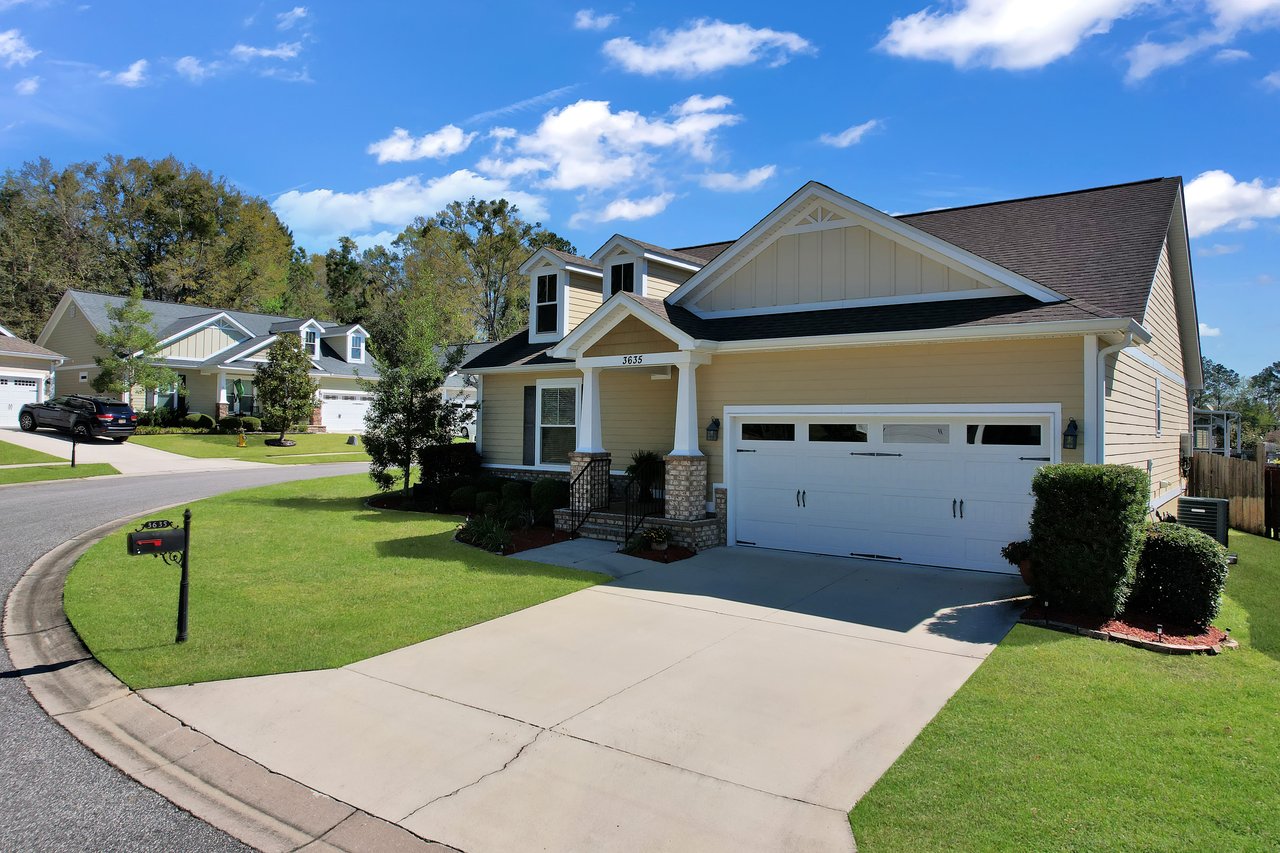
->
<box><xmin>41</xmin><ymin>301</ymin><xmax>104</xmax><ymax>366</ymax></box>
<box><xmin>479</xmin><ymin>370</ymin><xmax>579</xmax><ymax>466</ymax></box>
<box><xmin>695</xmin><ymin>225</ymin><xmax>1010</xmax><ymax>312</ymax></box>
<box><xmin>179</xmin><ymin>371</ymin><xmax>220</xmax><ymax>416</ymax></box>
<box><xmin>566</xmin><ymin>272</ymin><xmax>602</xmax><ymax>333</ymax></box>
<box><xmin>157</xmin><ymin>326</ymin><xmax>244</xmax><ymax>361</ymax></box>
<box><xmin>583</xmin><ymin>316</ymin><xmax>679</xmax><ymax>357</ymax></box>
<box><xmin>694</xmin><ymin>337</ymin><xmax>1086</xmax><ymax>496</ymax></box>
<box><xmin>0</xmin><ymin>355</ymin><xmax>55</xmax><ymax>375</ymax></box>
<box><xmin>1141</xmin><ymin>242</ymin><xmax>1187</xmax><ymax>378</ymax></box>
<box><xmin>644</xmin><ymin>260</ymin><xmax>692</xmax><ymax>300</ymax></box>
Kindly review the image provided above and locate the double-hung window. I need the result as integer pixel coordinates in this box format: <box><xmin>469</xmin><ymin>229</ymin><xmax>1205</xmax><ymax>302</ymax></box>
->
<box><xmin>609</xmin><ymin>261</ymin><xmax>635</xmax><ymax>296</ymax></box>
<box><xmin>351</xmin><ymin>334</ymin><xmax>364</xmax><ymax>362</ymax></box>
<box><xmin>304</xmin><ymin>329</ymin><xmax>319</xmax><ymax>358</ymax></box>
<box><xmin>538</xmin><ymin>384</ymin><xmax>577</xmax><ymax>465</ymax></box>
<box><xmin>535</xmin><ymin>273</ymin><xmax>558</xmax><ymax>335</ymax></box>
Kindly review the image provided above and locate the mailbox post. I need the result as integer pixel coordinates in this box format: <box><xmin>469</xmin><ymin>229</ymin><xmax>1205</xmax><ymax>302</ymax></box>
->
<box><xmin>125</xmin><ymin>510</ymin><xmax>193</xmax><ymax>643</ymax></box>
<box><xmin>176</xmin><ymin>508</ymin><xmax>191</xmax><ymax>643</ymax></box>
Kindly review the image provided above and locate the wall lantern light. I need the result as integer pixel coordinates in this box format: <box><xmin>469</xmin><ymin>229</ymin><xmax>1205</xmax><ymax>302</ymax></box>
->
<box><xmin>1062</xmin><ymin>418</ymin><xmax>1079</xmax><ymax>450</ymax></box>
<box><xmin>706</xmin><ymin>418</ymin><xmax>721</xmax><ymax>442</ymax></box>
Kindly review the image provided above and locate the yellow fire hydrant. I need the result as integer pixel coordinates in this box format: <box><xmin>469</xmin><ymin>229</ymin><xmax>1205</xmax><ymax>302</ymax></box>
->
<box><xmin>237</xmin><ymin>429</ymin><xmax>247</xmax><ymax>448</ymax></box>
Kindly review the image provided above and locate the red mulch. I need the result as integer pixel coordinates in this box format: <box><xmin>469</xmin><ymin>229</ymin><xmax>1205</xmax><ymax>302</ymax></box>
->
<box><xmin>504</xmin><ymin>526</ymin><xmax>572</xmax><ymax>555</ymax></box>
<box><xmin>624</xmin><ymin>545</ymin><xmax>695</xmax><ymax>563</ymax></box>
<box><xmin>1022</xmin><ymin>603</ymin><xmax>1228</xmax><ymax>647</ymax></box>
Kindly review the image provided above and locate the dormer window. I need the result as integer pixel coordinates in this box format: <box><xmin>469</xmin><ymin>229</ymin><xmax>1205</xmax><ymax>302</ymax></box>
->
<box><xmin>304</xmin><ymin>329</ymin><xmax>319</xmax><ymax>358</ymax></box>
<box><xmin>609</xmin><ymin>261</ymin><xmax>635</xmax><ymax>296</ymax></box>
<box><xmin>351</xmin><ymin>334</ymin><xmax>364</xmax><ymax>363</ymax></box>
<box><xmin>535</xmin><ymin>273</ymin><xmax>558</xmax><ymax>335</ymax></box>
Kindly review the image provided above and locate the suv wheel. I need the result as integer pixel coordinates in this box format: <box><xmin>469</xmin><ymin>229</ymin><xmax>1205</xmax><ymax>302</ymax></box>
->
<box><xmin>18</xmin><ymin>412</ymin><xmax>36</xmax><ymax>432</ymax></box>
<box><xmin>72</xmin><ymin>422</ymin><xmax>92</xmax><ymax>439</ymax></box>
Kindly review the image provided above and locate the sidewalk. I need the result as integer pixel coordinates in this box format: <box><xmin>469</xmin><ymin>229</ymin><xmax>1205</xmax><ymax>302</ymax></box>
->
<box><xmin>0</xmin><ymin>429</ymin><xmax>271</xmax><ymax>475</ymax></box>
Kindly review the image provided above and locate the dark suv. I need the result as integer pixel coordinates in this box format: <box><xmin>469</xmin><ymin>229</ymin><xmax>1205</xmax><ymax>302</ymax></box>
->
<box><xmin>18</xmin><ymin>395</ymin><xmax>138</xmax><ymax>442</ymax></box>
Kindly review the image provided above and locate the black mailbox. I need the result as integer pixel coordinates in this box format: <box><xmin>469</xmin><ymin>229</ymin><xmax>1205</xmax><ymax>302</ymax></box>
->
<box><xmin>126</xmin><ymin>528</ymin><xmax>187</xmax><ymax>556</ymax></box>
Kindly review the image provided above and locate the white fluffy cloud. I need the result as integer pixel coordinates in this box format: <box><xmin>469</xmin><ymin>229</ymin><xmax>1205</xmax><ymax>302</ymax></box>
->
<box><xmin>273</xmin><ymin>171</ymin><xmax>547</xmax><ymax>248</ymax></box>
<box><xmin>572</xmin><ymin>192</ymin><xmax>676</xmax><ymax>227</ymax></box>
<box><xmin>880</xmin><ymin>0</ymin><xmax>1144</xmax><ymax>70</ymax></box>
<box><xmin>574</xmin><ymin>9</ymin><xmax>616</xmax><ymax>31</ymax></box>
<box><xmin>174</xmin><ymin>56</ymin><xmax>216</xmax><ymax>82</ymax></box>
<box><xmin>1184</xmin><ymin>170</ymin><xmax>1280</xmax><ymax>237</ymax></box>
<box><xmin>699</xmin><ymin>165</ymin><xmax>776</xmax><ymax>192</ymax></box>
<box><xmin>277</xmin><ymin>6</ymin><xmax>308</xmax><ymax>30</ymax></box>
<box><xmin>483</xmin><ymin>95</ymin><xmax>741</xmax><ymax>192</ymax></box>
<box><xmin>14</xmin><ymin>75</ymin><xmax>38</xmax><ymax>95</ymax></box>
<box><xmin>819</xmin><ymin>119</ymin><xmax>881</xmax><ymax>148</ymax></box>
<box><xmin>1197</xmin><ymin>242</ymin><xmax>1242</xmax><ymax>256</ymax></box>
<box><xmin>603</xmin><ymin>19</ymin><xmax>814</xmax><ymax>76</ymax></box>
<box><xmin>1126</xmin><ymin>0</ymin><xmax>1280</xmax><ymax>81</ymax></box>
<box><xmin>231</xmin><ymin>42</ymin><xmax>302</xmax><ymax>61</ymax></box>
<box><xmin>101</xmin><ymin>59</ymin><xmax>148</xmax><ymax>88</ymax></box>
<box><xmin>366</xmin><ymin>125</ymin><xmax>477</xmax><ymax>164</ymax></box>
<box><xmin>0</xmin><ymin>28</ymin><xmax>38</xmax><ymax>67</ymax></box>
<box><xmin>1199</xmin><ymin>322</ymin><xmax>1222</xmax><ymax>337</ymax></box>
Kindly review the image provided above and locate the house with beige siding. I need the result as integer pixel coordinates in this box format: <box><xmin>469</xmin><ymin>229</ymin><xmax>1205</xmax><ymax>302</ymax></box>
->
<box><xmin>0</xmin><ymin>324</ymin><xmax>64</xmax><ymax>428</ymax></box>
<box><xmin>463</xmin><ymin>178</ymin><xmax>1202</xmax><ymax>572</ymax></box>
<box><xmin>36</xmin><ymin>291</ymin><xmax>379</xmax><ymax>432</ymax></box>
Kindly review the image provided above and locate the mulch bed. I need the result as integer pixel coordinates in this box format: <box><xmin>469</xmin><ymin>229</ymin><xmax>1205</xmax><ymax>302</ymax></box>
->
<box><xmin>622</xmin><ymin>545</ymin><xmax>696</xmax><ymax>564</ymax></box>
<box><xmin>1021</xmin><ymin>603</ymin><xmax>1233</xmax><ymax>654</ymax></box>
<box><xmin>504</xmin><ymin>526</ymin><xmax>572</xmax><ymax>555</ymax></box>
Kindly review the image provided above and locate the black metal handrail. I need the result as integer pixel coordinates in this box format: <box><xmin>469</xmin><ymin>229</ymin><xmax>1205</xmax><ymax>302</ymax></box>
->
<box><xmin>567</xmin><ymin>457</ymin><xmax>610</xmax><ymax>534</ymax></box>
<box><xmin>622</xmin><ymin>474</ymin><xmax>664</xmax><ymax>544</ymax></box>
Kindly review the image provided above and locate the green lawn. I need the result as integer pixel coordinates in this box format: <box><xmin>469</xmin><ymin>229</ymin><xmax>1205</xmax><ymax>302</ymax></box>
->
<box><xmin>64</xmin><ymin>473</ymin><xmax>607</xmax><ymax>689</ymax></box>
<box><xmin>0</xmin><ymin>462</ymin><xmax>118</xmax><ymax>484</ymax></box>
<box><xmin>850</xmin><ymin>530</ymin><xmax>1280</xmax><ymax>852</ymax></box>
<box><xmin>0</xmin><ymin>437</ymin><xmax>63</xmax><ymax>465</ymax></box>
<box><xmin>131</xmin><ymin>432</ymin><xmax>371</xmax><ymax>464</ymax></box>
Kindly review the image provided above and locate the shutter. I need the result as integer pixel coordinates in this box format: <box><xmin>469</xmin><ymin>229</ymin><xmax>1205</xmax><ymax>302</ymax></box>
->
<box><xmin>522</xmin><ymin>385</ymin><xmax>536</xmax><ymax>466</ymax></box>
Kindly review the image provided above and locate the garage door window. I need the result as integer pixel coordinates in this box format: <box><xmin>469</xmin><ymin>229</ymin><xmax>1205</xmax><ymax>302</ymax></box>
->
<box><xmin>808</xmin><ymin>423</ymin><xmax>868</xmax><ymax>443</ymax></box>
<box><xmin>741</xmin><ymin>423</ymin><xmax>795</xmax><ymax>441</ymax></box>
<box><xmin>966</xmin><ymin>424</ymin><xmax>1042</xmax><ymax>446</ymax></box>
<box><xmin>883</xmin><ymin>423</ymin><xmax>950</xmax><ymax>444</ymax></box>
<box><xmin>538</xmin><ymin>386</ymin><xmax>577</xmax><ymax>464</ymax></box>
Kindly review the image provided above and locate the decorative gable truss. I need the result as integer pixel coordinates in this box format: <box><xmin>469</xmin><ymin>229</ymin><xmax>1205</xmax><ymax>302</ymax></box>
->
<box><xmin>150</xmin><ymin>312</ymin><xmax>253</xmax><ymax>362</ymax></box>
<box><xmin>668</xmin><ymin>182</ymin><xmax>1067</xmax><ymax>319</ymax></box>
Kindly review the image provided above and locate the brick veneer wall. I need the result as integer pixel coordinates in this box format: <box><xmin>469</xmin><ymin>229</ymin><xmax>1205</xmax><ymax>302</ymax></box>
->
<box><xmin>663</xmin><ymin>455</ymin><xmax>708</xmax><ymax>521</ymax></box>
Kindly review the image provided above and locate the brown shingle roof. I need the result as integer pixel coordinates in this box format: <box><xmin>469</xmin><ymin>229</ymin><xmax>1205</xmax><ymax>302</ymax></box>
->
<box><xmin>0</xmin><ymin>334</ymin><xmax>63</xmax><ymax>360</ymax></box>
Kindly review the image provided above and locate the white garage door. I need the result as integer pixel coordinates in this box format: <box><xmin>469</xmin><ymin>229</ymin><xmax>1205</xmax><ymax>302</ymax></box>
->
<box><xmin>320</xmin><ymin>392</ymin><xmax>372</xmax><ymax>433</ymax></box>
<box><xmin>731</xmin><ymin>413</ymin><xmax>1055</xmax><ymax>573</ymax></box>
<box><xmin>0</xmin><ymin>376</ymin><xmax>41</xmax><ymax>428</ymax></box>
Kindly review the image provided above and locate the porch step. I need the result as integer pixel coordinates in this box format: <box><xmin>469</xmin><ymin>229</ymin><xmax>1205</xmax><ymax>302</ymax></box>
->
<box><xmin>573</xmin><ymin>517</ymin><xmax>628</xmax><ymax>544</ymax></box>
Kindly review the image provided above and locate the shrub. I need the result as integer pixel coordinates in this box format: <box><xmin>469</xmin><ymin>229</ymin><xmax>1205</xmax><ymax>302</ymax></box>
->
<box><xmin>1001</xmin><ymin>540</ymin><xmax>1032</xmax><ymax>566</ymax></box>
<box><xmin>137</xmin><ymin>409</ymin><xmax>176</xmax><ymax>427</ymax></box>
<box><xmin>475</xmin><ymin>490</ymin><xmax>501</xmax><ymax>515</ymax></box>
<box><xmin>418</xmin><ymin>443</ymin><xmax>482</xmax><ymax>489</ymax></box>
<box><xmin>1028</xmin><ymin>464</ymin><xmax>1150</xmax><ymax>618</ymax></box>
<box><xmin>133</xmin><ymin>426</ymin><xmax>212</xmax><ymax>435</ymax></box>
<box><xmin>218</xmin><ymin>416</ymin><xmax>243</xmax><ymax>432</ymax></box>
<box><xmin>457</xmin><ymin>514</ymin><xmax>512</xmax><ymax>553</ymax></box>
<box><xmin>501</xmin><ymin>480</ymin><xmax>531</xmax><ymax>503</ymax></box>
<box><xmin>476</xmin><ymin>475</ymin><xmax>506</xmax><ymax>493</ymax></box>
<box><xmin>449</xmin><ymin>485</ymin><xmax>478</xmax><ymax>513</ymax></box>
<box><xmin>493</xmin><ymin>497</ymin><xmax>532</xmax><ymax>531</ymax></box>
<box><xmin>1128</xmin><ymin>522</ymin><xmax>1229</xmax><ymax>630</ymax></box>
<box><xmin>182</xmin><ymin>412</ymin><xmax>216</xmax><ymax>430</ymax></box>
<box><xmin>531</xmin><ymin>478</ymin><xmax>570</xmax><ymax>525</ymax></box>
<box><xmin>240</xmin><ymin>416</ymin><xmax>263</xmax><ymax>432</ymax></box>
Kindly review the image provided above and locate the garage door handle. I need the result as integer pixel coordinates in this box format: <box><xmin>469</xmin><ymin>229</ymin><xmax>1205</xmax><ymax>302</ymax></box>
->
<box><xmin>850</xmin><ymin>452</ymin><xmax>904</xmax><ymax>457</ymax></box>
<box><xmin>796</xmin><ymin>490</ymin><xmax>800</xmax><ymax>507</ymax></box>
<box><xmin>959</xmin><ymin>499</ymin><xmax>964</xmax><ymax>519</ymax></box>
<box><xmin>1019</xmin><ymin>456</ymin><xmax>1050</xmax><ymax>462</ymax></box>
<box><xmin>952</xmin><ymin>498</ymin><xmax>957</xmax><ymax>518</ymax></box>
<box><xmin>801</xmin><ymin>490</ymin><xmax>806</xmax><ymax>507</ymax></box>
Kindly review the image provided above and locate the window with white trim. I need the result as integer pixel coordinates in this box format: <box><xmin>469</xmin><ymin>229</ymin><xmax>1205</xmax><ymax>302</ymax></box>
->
<box><xmin>537</xmin><ymin>384</ymin><xmax>577</xmax><ymax>465</ymax></box>
<box><xmin>1154</xmin><ymin>377</ymin><xmax>1162</xmax><ymax>437</ymax></box>
<box><xmin>535</xmin><ymin>273</ymin><xmax>558</xmax><ymax>335</ymax></box>
<box><xmin>304</xmin><ymin>329</ymin><xmax>319</xmax><ymax>358</ymax></box>
<box><xmin>609</xmin><ymin>261</ymin><xmax>635</xmax><ymax>296</ymax></box>
<box><xmin>350</xmin><ymin>334</ymin><xmax>364</xmax><ymax>362</ymax></box>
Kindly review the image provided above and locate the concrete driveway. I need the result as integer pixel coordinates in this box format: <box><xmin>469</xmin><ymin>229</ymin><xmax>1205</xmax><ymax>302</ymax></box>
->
<box><xmin>144</xmin><ymin>546</ymin><xmax>1026</xmax><ymax>853</ymax></box>
<box><xmin>1</xmin><ymin>427</ymin><xmax>266</xmax><ymax>475</ymax></box>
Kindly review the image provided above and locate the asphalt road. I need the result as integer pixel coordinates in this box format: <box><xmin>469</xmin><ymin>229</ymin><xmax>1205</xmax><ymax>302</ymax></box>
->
<box><xmin>0</xmin><ymin>462</ymin><xmax>371</xmax><ymax>852</ymax></box>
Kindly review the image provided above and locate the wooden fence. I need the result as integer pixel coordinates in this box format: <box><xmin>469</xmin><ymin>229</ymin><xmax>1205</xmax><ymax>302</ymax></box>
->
<box><xmin>1188</xmin><ymin>451</ymin><xmax>1278</xmax><ymax>538</ymax></box>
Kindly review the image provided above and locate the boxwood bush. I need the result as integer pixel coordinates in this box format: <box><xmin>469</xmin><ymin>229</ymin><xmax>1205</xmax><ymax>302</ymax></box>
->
<box><xmin>449</xmin><ymin>485</ymin><xmax>478</xmax><ymax>513</ymax></box>
<box><xmin>1128</xmin><ymin>522</ymin><xmax>1229</xmax><ymax>630</ymax></box>
<box><xmin>531</xmin><ymin>478</ymin><xmax>570</xmax><ymax>526</ymax></box>
<box><xmin>1028</xmin><ymin>464</ymin><xmax>1150</xmax><ymax>617</ymax></box>
<box><xmin>182</xmin><ymin>412</ymin><xmax>216</xmax><ymax>430</ymax></box>
<box><xmin>501</xmin><ymin>480</ymin><xmax>531</xmax><ymax>503</ymax></box>
<box><xmin>475</xmin><ymin>490</ymin><xmax>501</xmax><ymax>515</ymax></box>
<box><xmin>240</xmin><ymin>416</ymin><xmax>263</xmax><ymax>432</ymax></box>
<box><xmin>218</xmin><ymin>416</ymin><xmax>243</xmax><ymax>432</ymax></box>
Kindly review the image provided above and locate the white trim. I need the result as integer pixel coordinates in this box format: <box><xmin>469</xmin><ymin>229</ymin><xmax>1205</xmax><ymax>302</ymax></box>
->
<box><xmin>1121</xmin><ymin>346</ymin><xmax>1187</xmax><ymax>387</ymax></box>
<box><xmin>0</xmin><ymin>323</ymin><xmax>13</xmax><ymax>337</ymax></box>
<box><xmin>349</xmin><ymin>332</ymin><xmax>366</xmax><ymax>364</ymax></box>
<box><xmin>1083</xmin><ymin>335</ymin><xmax>1099</xmax><ymax>464</ymax></box>
<box><xmin>690</xmin><ymin>287</ymin><xmax>1012</xmax><ymax>320</ymax></box>
<box><xmin>474</xmin><ymin>374</ymin><xmax>483</xmax><ymax>454</ymax></box>
<box><xmin>577</xmin><ymin>351</ymin><xmax>711</xmax><ymax>370</ymax></box>
<box><xmin>1150</xmin><ymin>484</ymin><xmax>1183</xmax><ymax>512</ymax></box>
<box><xmin>534</xmin><ymin>377</ymin><xmax>581</xmax><ymax>468</ymax></box>
<box><xmin>152</xmin><ymin>311</ymin><xmax>253</xmax><ymax>350</ymax></box>
<box><xmin>668</xmin><ymin>182</ymin><xmax>1068</xmax><ymax>307</ymax></box>
<box><xmin>518</xmin><ymin>246</ymin><xmax>603</xmax><ymax>278</ymax></box>
<box><xmin>603</xmin><ymin>254</ymin><xmax>645</xmax><ymax>299</ymax></box>
<box><xmin>0</xmin><ymin>348</ymin><xmax>62</xmax><ymax>363</ymax></box>
<box><xmin>529</xmin><ymin>270</ymin><xmax>567</xmax><ymax>345</ymax></box>
<box><xmin>550</xmin><ymin>295</ymin><xmax>701</xmax><ymax>359</ymax></box>
<box><xmin>591</xmin><ymin>235</ymin><xmax>702</xmax><ymax>273</ymax></box>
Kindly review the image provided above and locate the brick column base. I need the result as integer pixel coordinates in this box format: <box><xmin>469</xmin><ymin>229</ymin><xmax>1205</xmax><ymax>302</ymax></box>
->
<box><xmin>568</xmin><ymin>451</ymin><xmax>611</xmax><ymax>509</ymax></box>
<box><xmin>664</xmin><ymin>455</ymin><xmax>708</xmax><ymax>521</ymax></box>
<box><xmin>216</xmin><ymin>402</ymin><xmax>229</xmax><ymax>420</ymax></box>
<box><xmin>713</xmin><ymin>486</ymin><xmax>728</xmax><ymax>546</ymax></box>
<box><xmin>308</xmin><ymin>405</ymin><xmax>326</xmax><ymax>433</ymax></box>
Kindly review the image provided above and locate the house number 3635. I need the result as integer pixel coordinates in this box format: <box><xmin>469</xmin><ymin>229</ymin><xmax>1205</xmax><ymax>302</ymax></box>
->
<box><xmin>622</xmin><ymin>355</ymin><xmax>644</xmax><ymax>365</ymax></box>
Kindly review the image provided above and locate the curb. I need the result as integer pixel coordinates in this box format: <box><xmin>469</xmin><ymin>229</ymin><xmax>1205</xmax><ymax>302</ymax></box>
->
<box><xmin>3</xmin><ymin>506</ymin><xmax>459</xmax><ymax>853</ymax></box>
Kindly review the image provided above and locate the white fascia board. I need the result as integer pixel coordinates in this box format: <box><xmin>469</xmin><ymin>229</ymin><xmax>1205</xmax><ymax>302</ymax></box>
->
<box><xmin>1164</xmin><ymin>185</ymin><xmax>1204</xmax><ymax>390</ymax></box>
<box><xmin>321</xmin><ymin>323</ymin><xmax>369</xmax><ymax>339</ymax></box>
<box><xmin>703</xmin><ymin>318</ymin><xmax>1150</xmax><ymax>355</ymax></box>
<box><xmin>467</xmin><ymin>363</ymin><xmax>577</xmax><ymax>375</ymax></box>
<box><xmin>667</xmin><ymin>182</ymin><xmax>1067</xmax><ymax>307</ymax></box>
<box><xmin>590</xmin><ymin>235</ymin><xmax>702</xmax><ymax>273</ymax></box>
<box><xmin>518</xmin><ymin>247</ymin><xmax>602</xmax><ymax>277</ymax></box>
<box><xmin>0</xmin><ymin>348</ymin><xmax>63</xmax><ymax>363</ymax></box>
<box><xmin>0</xmin><ymin>323</ymin><xmax>12</xmax><ymax>337</ymax></box>
<box><xmin>150</xmin><ymin>311</ymin><xmax>254</xmax><ymax>352</ymax></box>
<box><xmin>210</xmin><ymin>335</ymin><xmax>279</xmax><ymax>367</ymax></box>
<box><xmin>549</xmin><ymin>296</ymin><xmax>697</xmax><ymax>359</ymax></box>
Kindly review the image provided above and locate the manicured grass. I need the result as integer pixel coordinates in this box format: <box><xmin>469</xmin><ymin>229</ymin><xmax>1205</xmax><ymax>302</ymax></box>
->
<box><xmin>65</xmin><ymin>474</ymin><xmax>607</xmax><ymax>689</ymax></box>
<box><xmin>131</xmin><ymin>432</ymin><xmax>371</xmax><ymax>464</ymax></box>
<box><xmin>849</xmin><ymin>530</ymin><xmax>1280</xmax><ymax>852</ymax></box>
<box><xmin>0</xmin><ymin>462</ymin><xmax>118</xmax><ymax>484</ymax></box>
<box><xmin>0</xmin><ymin>437</ymin><xmax>63</xmax><ymax>465</ymax></box>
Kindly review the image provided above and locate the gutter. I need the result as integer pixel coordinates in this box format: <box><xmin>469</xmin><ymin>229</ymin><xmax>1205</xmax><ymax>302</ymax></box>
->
<box><xmin>1093</xmin><ymin>332</ymin><xmax>1138</xmax><ymax>464</ymax></box>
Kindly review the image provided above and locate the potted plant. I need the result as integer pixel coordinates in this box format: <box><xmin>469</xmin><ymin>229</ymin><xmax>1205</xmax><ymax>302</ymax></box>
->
<box><xmin>1001</xmin><ymin>539</ymin><xmax>1034</xmax><ymax>586</ymax></box>
<box><xmin>643</xmin><ymin>526</ymin><xmax>672</xmax><ymax>552</ymax></box>
<box><xmin>626</xmin><ymin>450</ymin><xmax>665</xmax><ymax>501</ymax></box>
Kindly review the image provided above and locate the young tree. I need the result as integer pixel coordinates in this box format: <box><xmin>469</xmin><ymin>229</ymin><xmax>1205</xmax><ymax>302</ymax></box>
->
<box><xmin>362</xmin><ymin>303</ymin><xmax>463</xmax><ymax>495</ymax></box>
<box><xmin>254</xmin><ymin>335</ymin><xmax>319</xmax><ymax>446</ymax></box>
<box><xmin>91</xmin><ymin>286</ymin><xmax>182</xmax><ymax>403</ymax></box>
<box><xmin>1195</xmin><ymin>358</ymin><xmax>1241</xmax><ymax>410</ymax></box>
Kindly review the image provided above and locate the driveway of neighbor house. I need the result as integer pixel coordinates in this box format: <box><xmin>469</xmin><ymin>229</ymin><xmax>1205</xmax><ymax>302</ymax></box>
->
<box><xmin>144</xmin><ymin>544</ymin><xmax>1025</xmax><ymax>853</ymax></box>
<box><xmin>0</xmin><ymin>428</ymin><xmax>270</xmax><ymax>475</ymax></box>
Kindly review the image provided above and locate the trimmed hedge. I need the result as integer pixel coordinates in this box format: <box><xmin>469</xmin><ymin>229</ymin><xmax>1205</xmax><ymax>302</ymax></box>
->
<box><xmin>1128</xmin><ymin>522</ymin><xmax>1229</xmax><ymax>630</ymax></box>
<box><xmin>418</xmin><ymin>443</ymin><xmax>482</xmax><ymax>488</ymax></box>
<box><xmin>501</xmin><ymin>480</ymin><xmax>531</xmax><ymax>503</ymax></box>
<box><xmin>449</xmin><ymin>485</ymin><xmax>478</xmax><ymax>513</ymax></box>
<box><xmin>182</xmin><ymin>412</ymin><xmax>216</xmax><ymax>430</ymax></box>
<box><xmin>531</xmin><ymin>478</ymin><xmax>570</xmax><ymax>526</ymax></box>
<box><xmin>1028</xmin><ymin>464</ymin><xmax>1150</xmax><ymax>618</ymax></box>
<box><xmin>240</xmin><ymin>416</ymin><xmax>263</xmax><ymax>432</ymax></box>
<box><xmin>475</xmin><ymin>490</ymin><xmax>501</xmax><ymax>514</ymax></box>
<box><xmin>218</xmin><ymin>416</ymin><xmax>242</xmax><ymax>432</ymax></box>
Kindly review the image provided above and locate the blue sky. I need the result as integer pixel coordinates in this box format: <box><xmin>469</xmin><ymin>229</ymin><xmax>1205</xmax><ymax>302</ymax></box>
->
<box><xmin>1</xmin><ymin>1</ymin><xmax>1278</xmax><ymax>374</ymax></box>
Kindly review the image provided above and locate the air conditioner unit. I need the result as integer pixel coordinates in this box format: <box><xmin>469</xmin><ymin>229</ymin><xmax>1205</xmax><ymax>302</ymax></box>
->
<box><xmin>1177</xmin><ymin>497</ymin><xmax>1229</xmax><ymax>547</ymax></box>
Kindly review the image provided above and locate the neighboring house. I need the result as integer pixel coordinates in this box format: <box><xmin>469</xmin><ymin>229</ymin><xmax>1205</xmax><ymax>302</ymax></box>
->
<box><xmin>463</xmin><ymin>178</ymin><xmax>1201</xmax><ymax>572</ymax></box>
<box><xmin>441</xmin><ymin>341</ymin><xmax>497</xmax><ymax>438</ymax></box>
<box><xmin>0</xmin><ymin>323</ymin><xmax>65</xmax><ymax>428</ymax></box>
<box><xmin>36</xmin><ymin>291</ymin><xmax>380</xmax><ymax>432</ymax></box>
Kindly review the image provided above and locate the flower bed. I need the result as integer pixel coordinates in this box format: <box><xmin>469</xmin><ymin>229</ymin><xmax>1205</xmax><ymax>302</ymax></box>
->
<box><xmin>1021</xmin><ymin>602</ymin><xmax>1235</xmax><ymax>654</ymax></box>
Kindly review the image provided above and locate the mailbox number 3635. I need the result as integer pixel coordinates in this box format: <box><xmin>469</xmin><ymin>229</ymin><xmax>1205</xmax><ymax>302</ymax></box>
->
<box><xmin>621</xmin><ymin>355</ymin><xmax>644</xmax><ymax>365</ymax></box>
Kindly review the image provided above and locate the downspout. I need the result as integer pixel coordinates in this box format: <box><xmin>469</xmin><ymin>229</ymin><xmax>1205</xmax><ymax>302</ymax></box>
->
<box><xmin>1094</xmin><ymin>333</ymin><xmax>1136</xmax><ymax>464</ymax></box>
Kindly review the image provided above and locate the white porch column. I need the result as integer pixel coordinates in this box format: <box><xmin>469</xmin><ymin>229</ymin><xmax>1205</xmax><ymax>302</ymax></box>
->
<box><xmin>217</xmin><ymin>372</ymin><xmax>229</xmax><ymax>405</ymax></box>
<box><xmin>671</xmin><ymin>356</ymin><xmax>702</xmax><ymax>457</ymax></box>
<box><xmin>576</xmin><ymin>366</ymin><xmax>605</xmax><ymax>453</ymax></box>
